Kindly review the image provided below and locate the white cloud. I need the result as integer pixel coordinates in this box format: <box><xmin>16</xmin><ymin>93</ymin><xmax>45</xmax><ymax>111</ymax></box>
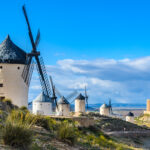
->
<box><xmin>29</xmin><ymin>56</ymin><xmax>150</xmax><ymax>104</ymax></box>
<box><xmin>30</xmin><ymin>85</ymin><xmax>41</xmax><ymax>90</ymax></box>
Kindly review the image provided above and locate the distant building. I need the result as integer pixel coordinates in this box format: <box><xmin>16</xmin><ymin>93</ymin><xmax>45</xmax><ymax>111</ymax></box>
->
<box><xmin>75</xmin><ymin>93</ymin><xmax>85</xmax><ymax>114</ymax></box>
<box><xmin>0</xmin><ymin>35</ymin><xmax>28</xmax><ymax>107</ymax></box>
<box><xmin>100</xmin><ymin>104</ymin><xmax>110</xmax><ymax>116</ymax></box>
<box><xmin>32</xmin><ymin>92</ymin><xmax>53</xmax><ymax>115</ymax></box>
<box><xmin>126</xmin><ymin>112</ymin><xmax>134</xmax><ymax>123</ymax></box>
<box><xmin>144</xmin><ymin>99</ymin><xmax>150</xmax><ymax>115</ymax></box>
<box><xmin>56</xmin><ymin>96</ymin><xmax>70</xmax><ymax>116</ymax></box>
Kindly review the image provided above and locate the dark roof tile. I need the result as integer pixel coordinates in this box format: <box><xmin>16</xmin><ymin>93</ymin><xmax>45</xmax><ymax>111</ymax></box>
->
<box><xmin>75</xmin><ymin>93</ymin><xmax>85</xmax><ymax>100</ymax></box>
<box><xmin>0</xmin><ymin>35</ymin><xmax>27</xmax><ymax>64</ymax></box>
<box><xmin>58</xmin><ymin>96</ymin><xmax>69</xmax><ymax>104</ymax></box>
<box><xmin>127</xmin><ymin>112</ymin><xmax>134</xmax><ymax>117</ymax></box>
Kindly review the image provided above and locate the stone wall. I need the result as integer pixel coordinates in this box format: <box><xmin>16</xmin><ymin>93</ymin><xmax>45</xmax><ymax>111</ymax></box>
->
<box><xmin>50</xmin><ymin>116</ymin><xmax>95</xmax><ymax>127</ymax></box>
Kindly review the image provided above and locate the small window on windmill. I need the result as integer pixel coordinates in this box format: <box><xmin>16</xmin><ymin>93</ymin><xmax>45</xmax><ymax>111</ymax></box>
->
<box><xmin>17</xmin><ymin>67</ymin><xmax>20</xmax><ymax>70</ymax></box>
<box><xmin>0</xmin><ymin>84</ymin><xmax>3</xmax><ymax>87</ymax></box>
<box><xmin>0</xmin><ymin>66</ymin><xmax>3</xmax><ymax>69</ymax></box>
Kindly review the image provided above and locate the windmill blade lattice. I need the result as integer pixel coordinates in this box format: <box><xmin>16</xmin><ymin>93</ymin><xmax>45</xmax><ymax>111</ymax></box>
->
<box><xmin>66</xmin><ymin>90</ymin><xmax>78</xmax><ymax>101</ymax></box>
<box><xmin>49</xmin><ymin>76</ymin><xmax>58</xmax><ymax>108</ymax></box>
<box><xmin>22</xmin><ymin>5</ymin><xmax>51</xmax><ymax>98</ymax></box>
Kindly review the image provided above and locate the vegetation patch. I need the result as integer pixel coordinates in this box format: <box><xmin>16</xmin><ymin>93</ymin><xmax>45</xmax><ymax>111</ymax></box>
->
<box><xmin>2</xmin><ymin>122</ymin><xmax>32</xmax><ymax>149</ymax></box>
<box><xmin>56</xmin><ymin>120</ymin><xmax>78</xmax><ymax>145</ymax></box>
<box><xmin>0</xmin><ymin>105</ymin><xmax>140</xmax><ymax>150</ymax></box>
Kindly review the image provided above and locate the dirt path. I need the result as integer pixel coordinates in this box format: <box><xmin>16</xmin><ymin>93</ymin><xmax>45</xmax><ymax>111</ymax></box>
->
<box><xmin>105</xmin><ymin>130</ymin><xmax>150</xmax><ymax>136</ymax></box>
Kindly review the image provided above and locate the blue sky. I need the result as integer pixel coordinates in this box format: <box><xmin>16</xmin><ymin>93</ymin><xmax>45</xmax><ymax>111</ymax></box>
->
<box><xmin>0</xmin><ymin>0</ymin><xmax>150</xmax><ymax>104</ymax></box>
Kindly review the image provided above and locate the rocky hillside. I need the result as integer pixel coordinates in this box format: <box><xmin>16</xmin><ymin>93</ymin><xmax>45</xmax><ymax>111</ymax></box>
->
<box><xmin>0</xmin><ymin>101</ymin><xmax>146</xmax><ymax>150</ymax></box>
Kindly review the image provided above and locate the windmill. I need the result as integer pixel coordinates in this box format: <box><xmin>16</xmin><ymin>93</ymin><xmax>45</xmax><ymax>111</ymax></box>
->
<box><xmin>49</xmin><ymin>75</ymin><xmax>78</xmax><ymax>113</ymax></box>
<box><xmin>55</xmin><ymin>88</ymin><xmax>78</xmax><ymax>116</ymax></box>
<box><xmin>22</xmin><ymin>5</ymin><xmax>52</xmax><ymax>104</ymax></box>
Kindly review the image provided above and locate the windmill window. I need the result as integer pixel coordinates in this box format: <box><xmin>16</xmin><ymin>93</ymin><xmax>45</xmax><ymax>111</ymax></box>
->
<box><xmin>0</xmin><ymin>84</ymin><xmax>3</xmax><ymax>87</ymax></box>
<box><xmin>0</xmin><ymin>66</ymin><xmax>2</xmax><ymax>69</ymax></box>
<box><xmin>17</xmin><ymin>67</ymin><xmax>20</xmax><ymax>70</ymax></box>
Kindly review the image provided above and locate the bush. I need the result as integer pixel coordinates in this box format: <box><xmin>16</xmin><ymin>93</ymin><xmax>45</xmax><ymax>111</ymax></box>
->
<box><xmin>34</xmin><ymin>115</ymin><xmax>57</xmax><ymax>131</ymax></box>
<box><xmin>2</xmin><ymin>122</ymin><xmax>32</xmax><ymax>149</ymax></box>
<box><xmin>0</xmin><ymin>110</ymin><xmax>8</xmax><ymax>128</ymax></box>
<box><xmin>2</xmin><ymin>98</ymin><xmax>12</xmax><ymax>106</ymax></box>
<box><xmin>56</xmin><ymin>120</ymin><xmax>78</xmax><ymax>145</ymax></box>
<box><xmin>1</xmin><ymin>110</ymin><xmax>36</xmax><ymax>149</ymax></box>
<box><xmin>20</xmin><ymin>106</ymin><xmax>28</xmax><ymax>112</ymax></box>
<box><xmin>7</xmin><ymin>110</ymin><xmax>36</xmax><ymax>127</ymax></box>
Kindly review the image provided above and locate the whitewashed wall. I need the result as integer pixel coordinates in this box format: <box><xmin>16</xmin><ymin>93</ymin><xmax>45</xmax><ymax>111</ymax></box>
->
<box><xmin>126</xmin><ymin>116</ymin><xmax>134</xmax><ymax>123</ymax></box>
<box><xmin>75</xmin><ymin>99</ymin><xmax>85</xmax><ymax>113</ymax></box>
<box><xmin>0</xmin><ymin>64</ymin><xmax>28</xmax><ymax>107</ymax></box>
<box><xmin>100</xmin><ymin>107</ymin><xmax>110</xmax><ymax>116</ymax></box>
<box><xmin>56</xmin><ymin>104</ymin><xmax>70</xmax><ymax>116</ymax></box>
<box><xmin>32</xmin><ymin>101</ymin><xmax>53</xmax><ymax>116</ymax></box>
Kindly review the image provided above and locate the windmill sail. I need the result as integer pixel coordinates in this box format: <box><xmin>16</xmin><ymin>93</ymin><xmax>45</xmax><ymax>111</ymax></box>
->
<box><xmin>85</xmin><ymin>86</ymin><xmax>88</xmax><ymax>109</ymax></box>
<box><xmin>109</xmin><ymin>99</ymin><xmax>113</xmax><ymax>114</ymax></box>
<box><xmin>26</xmin><ymin>61</ymin><xmax>34</xmax><ymax>86</ymax></box>
<box><xmin>22</xmin><ymin>5</ymin><xmax>51</xmax><ymax>98</ymax></box>
<box><xmin>49</xmin><ymin>76</ymin><xmax>58</xmax><ymax>108</ymax></box>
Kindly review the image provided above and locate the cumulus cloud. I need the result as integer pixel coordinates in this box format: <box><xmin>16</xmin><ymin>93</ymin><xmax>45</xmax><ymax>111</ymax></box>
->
<box><xmin>29</xmin><ymin>56</ymin><xmax>150</xmax><ymax>104</ymax></box>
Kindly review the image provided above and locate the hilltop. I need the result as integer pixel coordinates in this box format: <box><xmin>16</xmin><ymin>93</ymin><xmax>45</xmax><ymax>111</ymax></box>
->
<box><xmin>0</xmin><ymin>100</ymin><xmax>149</xmax><ymax>150</ymax></box>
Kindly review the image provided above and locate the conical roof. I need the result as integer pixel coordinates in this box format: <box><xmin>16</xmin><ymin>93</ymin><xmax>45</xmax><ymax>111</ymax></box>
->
<box><xmin>58</xmin><ymin>96</ymin><xmax>69</xmax><ymax>104</ymax></box>
<box><xmin>127</xmin><ymin>112</ymin><xmax>134</xmax><ymax>117</ymax></box>
<box><xmin>33</xmin><ymin>92</ymin><xmax>52</xmax><ymax>103</ymax></box>
<box><xmin>75</xmin><ymin>93</ymin><xmax>85</xmax><ymax>100</ymax></box>
<box><xmin>100</xmin><ymin>103</ymin><xmax>109</xmax><ymax>108</ymax></box>
<box><xmin>0</xmin><ymin>35</ymin><xmax>26</xmax><ymax>64</ymax></box>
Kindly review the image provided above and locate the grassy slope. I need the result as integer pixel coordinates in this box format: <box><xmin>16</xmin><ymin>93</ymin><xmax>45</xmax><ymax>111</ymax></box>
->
<box><xmin>0</xmin><ymin>102</ymin><xmax>139</xmax><ymax>150</ymax></box>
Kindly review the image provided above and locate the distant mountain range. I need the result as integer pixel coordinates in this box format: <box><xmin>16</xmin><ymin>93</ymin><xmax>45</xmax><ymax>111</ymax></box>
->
<box><xmin>29</xmin><ymin>103</ymin><xmax>146</xmax><ymax>111</ymax></box>
<box><xmin>89</xmin><ymin>103</ymin><xmax>146</xmax><ymax>108</ymax></box>
<box><xmin>71</xmin><ymin>103</ymin><xmax>146</xmax><ymax>111</ymax></box>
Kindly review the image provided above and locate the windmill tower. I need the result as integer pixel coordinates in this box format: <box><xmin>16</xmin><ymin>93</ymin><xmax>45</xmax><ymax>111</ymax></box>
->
<box><xmin>126</xmin><ymin>112</ymin><xmax>134</xmax><ymax>123</ymax></box>
<box><xmin>75</xmin><ymin>93</ymin><xmax>85</xmax><ymax>114</ymax></box>
<box><xmin>100</xmin><ymin>99</ymin><xmax>112</xmax><ymax>116</ymax></box>
<box><xmin>57</xmin><ymin>96</ymin><xmax>70</xmax><ymax>116</ymax></box>
<box><xmin>0</xmin><ymin>35</ymin><xmax>29</xmax><ymax>107</ymax></box>
<box><xmin>32</xmin><ymin>92</ymin><xmax>53</xmax><ymax>115</ymax></box>
<box><xmin>56</xmin><ymin>91</ymin><xmax>78</xmax><ymax>116</ymax></box>
<box><xmin>74</xmin><ymin>86</ymin><xmax>88</xmax><ymax>115</ymax></box>
<box><xmin>55</xmin><ymin>89</ymin><xmax>77</xmax><ymax>116</ymax></box>
<box><xmin>100</xmin><ymin>103</ymin><xmax>110</xmax><ymax>116</ymax></box>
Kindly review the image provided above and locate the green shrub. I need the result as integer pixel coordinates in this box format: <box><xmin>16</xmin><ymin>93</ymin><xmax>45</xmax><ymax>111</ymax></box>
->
<box><xmin>2</xmin><ymin>98</ymin><xmax>12</xmax><ymax>106</ymax></box>
<box><xmin>7</xmin><ymin>110</ymin><xmax>36</xmax><ymax>127</ymax></box>
<box><xmin>0</xmin><ymin>110</ymin><xmax>8</xmax><ymax>128</ymax></box>
<box><xmin>2</xmin><ymin>122</ymin><xmax>32</xmax><ymax>149</ymax></box>
<box><xmin>34</xmin><ymin>115</ymin><xmax>58</xmax><ymax>131</ymax></box>
<box><xmin>20</xmin><ymin>106</ymin><xmax>29</xmax><ymax>112</ymax></box>
<box><xmin>56</xmin><ymin>120</ymin><xmax>78</xmax><ymax>145</ymax></box>
<box><xmin>1</xmin><ymin>110</ymin><xmax>35</xmax><ymax>149</ymax></box>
